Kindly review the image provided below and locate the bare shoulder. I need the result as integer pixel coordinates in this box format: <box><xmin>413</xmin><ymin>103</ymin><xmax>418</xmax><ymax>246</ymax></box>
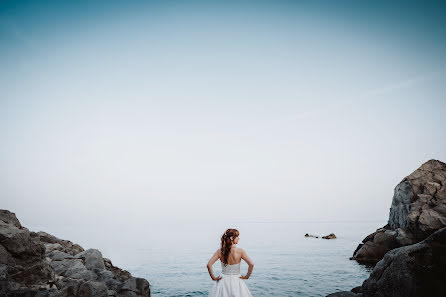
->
<box><xmin>215</xmin><ymin>248</ymin><xmax>221</xmax><ymax>255</ymax></box>
<box><xmin>236</xmin><ymin>247</ymin><xmax>245</xmax><ymax>254</ymax></box>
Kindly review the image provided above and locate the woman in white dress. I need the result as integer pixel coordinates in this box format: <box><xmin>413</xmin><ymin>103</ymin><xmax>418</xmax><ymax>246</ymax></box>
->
<box><xmin>206</xmin><ymin>229</ymin><xmax>255</xmax><ymax>297</ymax></box>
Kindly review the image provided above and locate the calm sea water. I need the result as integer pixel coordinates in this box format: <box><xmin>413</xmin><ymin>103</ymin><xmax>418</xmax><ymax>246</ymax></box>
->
<box><xmin>31</xmin><ymin>220</ymin><xmax>382</xmax><ymax>297</ymax></box>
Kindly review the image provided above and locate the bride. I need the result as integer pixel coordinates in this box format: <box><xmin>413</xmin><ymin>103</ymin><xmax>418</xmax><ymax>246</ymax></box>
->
<box><xmin>206</xmin><ymin>229</ymin><xmax>255</xmax><ymax>297</ymax></box>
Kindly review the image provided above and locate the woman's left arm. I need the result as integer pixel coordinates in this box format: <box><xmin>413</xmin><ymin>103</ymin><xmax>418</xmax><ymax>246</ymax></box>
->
<box><xmin>206</xmin><ymin>249</ymin><xmax>222</xmax><ymax>281</ymax></box>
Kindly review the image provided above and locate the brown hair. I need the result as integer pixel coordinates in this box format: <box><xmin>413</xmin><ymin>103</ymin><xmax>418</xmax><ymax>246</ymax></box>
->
<box><xmin>220</xmin><ymin>228</ymin><xmax>239</xmax><ymax>265</ymax></box>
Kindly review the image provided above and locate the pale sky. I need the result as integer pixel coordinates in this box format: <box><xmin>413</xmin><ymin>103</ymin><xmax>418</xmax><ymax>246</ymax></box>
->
<box><xmin>1</xmin><ymin>1</ymin><xmax>446</xmax><ymax>229</ymax></box>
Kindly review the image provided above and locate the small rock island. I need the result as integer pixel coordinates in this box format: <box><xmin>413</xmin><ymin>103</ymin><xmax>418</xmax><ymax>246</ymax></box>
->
<box><xmin>0</xmin><ymin>210</ymin><xmax>150</xmax><ymax>297</ymax></box>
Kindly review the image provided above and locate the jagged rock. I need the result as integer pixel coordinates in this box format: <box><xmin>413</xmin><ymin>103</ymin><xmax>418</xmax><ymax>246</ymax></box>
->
<box><xmin>389</xmin><ymin>160</ymin><xmax>446</xmax><ymax>237</ymax></box>
<box><xmin>75</xmin><ymin>249</ymin><xmax>106</xmax><ymax>270</ymax></box>
<box><xmin>322</xmin><ymin>233</ymin><xmax>337</xmax><ymax>239</ymax></box>
<box><xmin>103</xmin><ymin>258</ymin><xmax>131</xmax><ymax>283</ymax></box>
<box><xmin>0</xmin><ymin>212</ymin><xmax>54</xmax><ymax>286</ymax></box>
<box><xmin>36</xmin><ymin>231</ymin><xmax>84</xmax><ymax>256</ymax></box>
<box><xmin>78</xmin><ymin>280</ymin><xmax>109</xmax><ymax>297</ymax></box>
<box><xmin>360</xmin><ymin>227</ymin><xmax>446</xmax><ymax>297</ymax></box>
<box><xmin>49</xmin><ymin>258</ymin><xmax>96</xmax><ymax>280</ymax></box>
<box><xmin>0</xmin><ymin>209</ymin><xmax>150</xmax><ymax>296</ymax></box>
<box><xmin>96</xmin><ymin>269</ymin><xmax>122</xmax><ymax>291</ymax></box>
<box><xmin>118</xmin><ymin>277</ymin><xmax>150</xmax><ymax>297</ymax></box>
<box><xmin>351</xmin><ymin>160</ymin><xmax>446</xmax><ymax>263</ymax></box>
<box><xmin>0</xmin><ymin>210</ymin><xmax>22</xmax><ymax>229</ymax></box>
<box><xmin>55</xmin><ymin>276</ymin><xmax>84</xmax><ymax>293</ymax></box>
<box><xmin>47</xmin><ymin>250</ymin><xmax>74</xmax><ymax>261</ymax></box>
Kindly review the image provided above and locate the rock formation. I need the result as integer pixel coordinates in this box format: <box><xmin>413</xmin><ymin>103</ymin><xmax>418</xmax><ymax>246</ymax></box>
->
<box><xmin>304</xmin><ymin>233</ymin><xmax>336</xmax><ymax>239</ymax></box>
<box><xmin>327</xmin><ymin>226</ymin><xmax>446</xmax><ymax>297</ymax></box>
<box><xmin>322</xmin><ymin>233</ymin><xmax>336</xmax><ymax>239</ymax></box>
<box><xmin>0</xmin><ymin>209</ymin><xmax>150</xmax><ymax>297</ymax></box>
<box><xmin>351</xmin><ymin>159</ymin><xmax>446</xmax><ymax>263</ymax></box>
<box><xmin>327</xmin><ymin>159</ymin><xmax>446</xmax><ymax>297</ymax></box>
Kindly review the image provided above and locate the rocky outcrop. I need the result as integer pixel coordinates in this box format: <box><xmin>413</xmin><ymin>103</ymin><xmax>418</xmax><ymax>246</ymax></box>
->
<box><xmin>327</xmin><ymin>226</ymin><xmax>446</xmax><ymax>297</ymax></box>
<box><xmin>351</xmin><ymin>160</ymin><xmax>446</xmax><ymax>263</ymax></box>
<box><xmin>0</xmin><ymin>209</ymin><xmax>150</xmax><ymax>297</ymax></box>
<box><xmin>322</xmin><ymin>233</ymin><xmax>336</xmax><ymax>239</ymax></box>
<box><xmin>304</xmin><ymin>233</ymin><xmax>337</xmax><ymax>239</ymax></box>
<box><xmin>360</xmin><ymin>226</ymin><xmax>446</xmax><ymax>297</ymax></box>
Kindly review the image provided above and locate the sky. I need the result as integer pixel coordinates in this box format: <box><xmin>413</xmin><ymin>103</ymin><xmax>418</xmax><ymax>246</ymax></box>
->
<box><xmin>1</xmin><ymin>0</ymin><xmax>446</xmax><ymax>230</ymax></box>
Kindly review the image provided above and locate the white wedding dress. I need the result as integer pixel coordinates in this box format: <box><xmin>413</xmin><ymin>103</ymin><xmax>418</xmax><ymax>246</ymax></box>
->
<box><xmin>208</xmin><ymin>262</ymin><xmax>253</xmax><ymax>297</ymax></box>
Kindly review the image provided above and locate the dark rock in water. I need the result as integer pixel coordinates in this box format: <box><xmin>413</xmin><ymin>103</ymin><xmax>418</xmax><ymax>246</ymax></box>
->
<box><xmin>351</xmin><ymin>160</ymin><xmax>446</xmax><ymax>263</ymax></box>
<box><xmin>322</xmin><ymin>233</ymin><xmax>337</xmax><ymax>239</ymax></box>
<box><xmin>327</xmin><ymin>227</ymin><xmax>446</xmax><ymax>296</ymax></box>
<box><xmin>350</xmin><ymin>225</ymin><xmax>400</xmax><ymax>263</ymax></box>
<box><xmin>360</xmin><ymin>226</ymin><xmax>446</xmax><ymax>297</ymax></box>
<box><xmin>351</xmin><ymin>286</ymin><xmax>362</xmax><ymax>293</ymax></box>
<box><xmin>304</xmin><ymin>233</ymin><xmax>317</xmax><ymax>238</ymax></box>
<box><xmin>326</xmin><ymin>291</ymin><xmax>362</xmax><ymax>297</ymax></box>
<box><xmin>0</xmin><ymin>209</ymin><xmax>151</xmax><ymax>297</ymax></box>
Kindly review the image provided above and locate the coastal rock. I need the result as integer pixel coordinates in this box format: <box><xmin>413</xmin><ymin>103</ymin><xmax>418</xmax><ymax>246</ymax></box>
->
<box><xmin>49</xmin><ymin>257</ymin><xmax>97</xmax><ymax>280</ymax></box>
<box><xmin>75</xmin><ymin>249</ymin><xmax>106</xmax><ymax>270</ymax></box>
<box><xmin>77</xmin><ymin>280</ymin><xmax>109</xmax><ymax>297</ymax></box>
<box><xmin>36</xmin><ymin>231</ymin><xmax>84</xmax><ymax>255</ymax></box>
<box><xmin>104</xmin><ymin>258</ymin><xmax>132</xmax><ymax>283</ymax></box>
<box><xmin>322</xmin><ymin>233</ymin><xmax>337</xmax><ymax>239</ymax></box>
<box><xmin>351</xmin><ymin>286</ymin><xmax>362</xmax><ymax>294</ymax></box>
<box><xmin>351</xmin><ymin>160</ymin><xmax>446</xmax><ymax>263</ymax></box>
<box><xmin>0</xmin><ymin>209</ymin><xmax>150</xmax><ymax>297</ymax></box>
<box><xmin>327</xmin><ymin>227</ymin><xmax>446</xmax><ymax>297</ymax></box>
<box><xmin>0</xmin><ymin>210</ymin><xmax>22</xmax><ymax>229</ymax></box>
<box><xmin>350</xmin><ymin>226</ymin><xmax>399</xmax><ymax>263</ymax></box>
<box><xmin>0</xmin><ymin>214</ymin><xmax>54</xmax><ymax>287</ymax></box>
<box><xmin>119</xmin><ymin>277</ymin><xmax>150</xmax><ymax>297</ymax></box>
<box><xmin>361</xmin><ymin>226</ymin><xmax>446</xmax><ymax>297</ymax></box>
<box><xmin>326</xmin><ymin>292</ymin><xmax>361</xmax><ymax>297</ymax></box>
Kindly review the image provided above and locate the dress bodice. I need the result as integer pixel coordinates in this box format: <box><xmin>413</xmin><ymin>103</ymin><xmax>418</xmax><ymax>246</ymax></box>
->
<box><xmin>221</xmin><ymin>262</ymin><xmax>241</xmax><ymax>275</ymax></box>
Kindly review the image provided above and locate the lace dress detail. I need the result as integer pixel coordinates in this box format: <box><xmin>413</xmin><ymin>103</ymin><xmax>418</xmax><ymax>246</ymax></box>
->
<box><xmin>208</xmin><ymin>262</ymin><xmax>253</xmax><ymax>297</ymax></box>
<box><xmin>221</xmin><ymin>262</ymin><xmax>241</xmax><ymax>275</ymax></box>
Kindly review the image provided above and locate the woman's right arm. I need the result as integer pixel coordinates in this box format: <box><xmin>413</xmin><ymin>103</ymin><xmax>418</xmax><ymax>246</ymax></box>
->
<box><xmin>207</xmin><ymin>249</ymin><xmax>222</xmax><ymax>281</ymax></box>
<box><xmin>240</xmin><ymin>248</ymin><xmax>254</xmax><ymax>279</ymax></box>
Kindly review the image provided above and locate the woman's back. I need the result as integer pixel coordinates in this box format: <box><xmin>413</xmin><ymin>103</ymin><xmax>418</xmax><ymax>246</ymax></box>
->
<box><xmin>220</xmin><ymin>247</ymin><xmax>242</xmax><ymax>265</ymax></box>
<box><xmin>207</xmin><ymin>228</ymin><xmax>254</xmax><ymax>297</ymax></box>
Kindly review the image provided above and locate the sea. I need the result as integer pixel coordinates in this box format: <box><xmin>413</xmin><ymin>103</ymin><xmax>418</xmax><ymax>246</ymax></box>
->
<box><xmin>30</xmin><ymin>220</ymin><xmax>383</xmax><ymax>297</ymax></box>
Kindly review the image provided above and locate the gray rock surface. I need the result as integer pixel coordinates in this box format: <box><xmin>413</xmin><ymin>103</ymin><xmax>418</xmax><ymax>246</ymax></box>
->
<box><xmin>360</xmin><ymin>227</ymin><xmax>446</xmax><ymax>297</ymax></box>
<box><xmin>75</xmin><ymin>249</ymin><xmax>106</xmax><ymax>270</ymax></box>
<box><xmin>0</xmin><ymin>212</ymin><xmax>54</xmax><ymax>287</ymax></box>
<box><xmin>351</xmin><ymin>160</ymin><xmax>446</xmax><ymax>263</ymax></box>
<box><xmin>0</xmin><ymin>210</ymin><xmax>22</xmax><ymax>229</ymax></box>
<box><xmin>327</xmin><ymin>226</ymin><xmax>446</xmax><ymax>297</ymax></box>
<box><xmin>0</xmin><ymin>209</ymin><xmax>150</xmax><ymax>297</ymax></box>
